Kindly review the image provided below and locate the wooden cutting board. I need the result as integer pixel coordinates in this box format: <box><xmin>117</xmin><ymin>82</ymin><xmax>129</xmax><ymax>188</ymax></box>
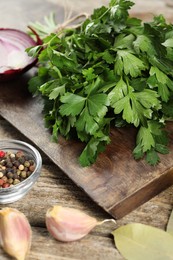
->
<box><xmin>0</xmin><ymin>73</ymin><xmax>173</xmax><ymax>219</ymax></box>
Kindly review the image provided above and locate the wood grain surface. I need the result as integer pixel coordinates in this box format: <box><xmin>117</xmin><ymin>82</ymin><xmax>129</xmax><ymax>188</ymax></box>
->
<box><xmin>0</xmin><ymin>115</ymin><xmax>173</xmax><ymax>260</ymax></box>
<box><xmin>0</xmin><ymin>76</ymin><xmax>173</xmax><ymax>219</ymax></box>
<box><xmin>0</xmin><ymin>0</ymin><xmax>173</xmax><ymax>259</ymax></box>
<box><xmin>1</xmin><ymin>0</ymin><xmax>173</xmax><ymax>220</ymax></box>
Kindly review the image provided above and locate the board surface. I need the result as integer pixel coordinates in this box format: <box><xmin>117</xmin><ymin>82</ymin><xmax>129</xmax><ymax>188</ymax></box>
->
<box><xmin>0</xmin><ymin>74</ymin><xmax>173</xmax><ymax>219</ymax></box>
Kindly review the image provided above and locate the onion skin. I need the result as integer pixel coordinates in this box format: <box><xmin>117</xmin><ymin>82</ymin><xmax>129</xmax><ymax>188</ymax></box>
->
<box><xmin>0</xmin><ymin>28</ymin><xmax>38</xmax><ymax>81</ymax></box>
<box><xmin>0</xmin><ymin>62</ymin><xmax>37</xmax><ymax>82</ymax></box>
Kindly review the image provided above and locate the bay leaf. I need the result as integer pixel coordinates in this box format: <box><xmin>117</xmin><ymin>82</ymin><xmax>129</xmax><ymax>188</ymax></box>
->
<box><xmin>112</xmin><ymin>223</ymin><xmax>173</xmax><ymax>260</ymax></box>
<box><xmin>166</xmin><ymin>209</ymin><xmax>173</xmax><ymax>236</ymax></box>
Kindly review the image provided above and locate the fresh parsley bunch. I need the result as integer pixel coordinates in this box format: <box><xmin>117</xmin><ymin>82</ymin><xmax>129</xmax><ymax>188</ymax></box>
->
<box><xmin>27</xmin><ymin>0</ymin><xmax>173</xmax><ymax>166</ymax></box>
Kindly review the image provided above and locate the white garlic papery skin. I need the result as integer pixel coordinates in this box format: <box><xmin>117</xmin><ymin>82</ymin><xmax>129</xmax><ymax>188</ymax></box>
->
<box><xmin>0</xmin><ymin>207</ymin><xmax>32</xmax><ymax>260</ymax></box>
<box><xmin>46</xmin><ymin>205</ymin><xmax>99</xmax><ymax>242</ymax></box>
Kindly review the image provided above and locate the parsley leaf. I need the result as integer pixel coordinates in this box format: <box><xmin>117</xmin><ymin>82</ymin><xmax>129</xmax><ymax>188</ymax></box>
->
<box><xmin>27</xmin><ymin>0</ymin><xmax>173</xmax><ymax>166</ymax></box>
<box><xmin>115</xmin><ymin>50</ymin><xmax>147</xmax><ymax>77</ymax></box>
<box><xmin>133</xmin><ymin>121</ymin><xmax>169</xmax><ymax>164</ymax></box>
<box><xmin>60</xmin><ymin>93</ymin><xmax>86</xmax><ymax>116</ymax></box>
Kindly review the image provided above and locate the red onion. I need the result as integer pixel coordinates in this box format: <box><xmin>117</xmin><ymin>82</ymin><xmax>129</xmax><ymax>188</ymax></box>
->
<box><xmin>0</xmin><ymin>28</ymin><xmax>37</xmax><ymax>81</ymax></box>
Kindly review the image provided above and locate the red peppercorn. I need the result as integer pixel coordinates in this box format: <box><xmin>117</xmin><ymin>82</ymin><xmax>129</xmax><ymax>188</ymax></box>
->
<box><xmin>0</xmin><ymin>179</ymin><xmax>4</xmax><ymax>186</ymax></box>
<box><xmin>2</xmin><ymin>176</ymin><xmax>8</xmax><ymax>183</ymax></box>
<box><xmin>2</xmin><ymin>183</ymin><xmax>10</xmax><ymax>188</ymax></box>
<box><xmin>0</xmin><ymin>150</ymin><xmax>5</xmax><ymax>158</ymax></box>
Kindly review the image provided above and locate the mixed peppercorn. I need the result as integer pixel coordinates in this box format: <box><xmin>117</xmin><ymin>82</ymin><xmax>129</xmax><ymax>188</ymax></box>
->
<box><xmin>0</xmin><ymin>150</ymin><xmax>35</xmax><ymax>188</ymax></box>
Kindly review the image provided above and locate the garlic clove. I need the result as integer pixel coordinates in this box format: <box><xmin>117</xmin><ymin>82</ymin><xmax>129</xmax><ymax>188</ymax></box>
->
<box><xmin>46</xmin><ymin>205</ymin><xmax>116</xmax><ymax>242</ymax></box>
<box><xmin>46</xmin><ymin>205</ymin><xmax>98</xmax><ymax>242</ymax></box>
<box><xmin>0</xmin><ymin>207</ymin><xmax>32</xmax><ymax>260</ymax></box>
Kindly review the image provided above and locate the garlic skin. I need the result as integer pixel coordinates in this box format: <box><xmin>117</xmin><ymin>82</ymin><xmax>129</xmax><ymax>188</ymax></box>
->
<box><xmin>0</xmin><ymin>208</ymin><xmax>32</xmax><ymax>260</ymax></box>
<box><xmin>46</xmin><ymin>205</ymin><xmax>99</xmax><ymax>242</ymax></box>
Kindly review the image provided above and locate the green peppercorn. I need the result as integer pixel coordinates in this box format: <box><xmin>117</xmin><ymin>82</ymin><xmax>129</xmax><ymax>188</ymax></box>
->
<box><xmin>16</xmin><ymin>170</ymin><xmax>21</xmax><ymax>176</ymax></box>
<box><xmin>13</xmin><ymin>179</ymin><xmax>20</xmax><ymax>185</ymax></box>
<box><xmin>29</xmin><ymin>160</ymin><xmax>34</xmax><ymax>166</ymax></box>
<box><xmin>24</xmin><ymin>161</ymin><xmax>30</xmax><ymax>167</ymax></box>
<box><xmin>21</xmin><ymin>171</ymin><xmax>27</xmax><ymax>179</ymax></box>
<box><xmin>8</xmin><ymin>178</ymin><xmax>13</xmax><ymax>184</ymax></box>
<box><xmin>18</xmin><ymin>157</ymin><xmax>25</xmax><ymax>164</ymax></box>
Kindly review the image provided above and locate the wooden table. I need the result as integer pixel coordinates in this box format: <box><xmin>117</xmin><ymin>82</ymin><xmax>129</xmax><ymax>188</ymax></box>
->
<box><xmin>0</xmin><ymin>0</ymin><xmax>173</xmax><ymax>259</ymax></box>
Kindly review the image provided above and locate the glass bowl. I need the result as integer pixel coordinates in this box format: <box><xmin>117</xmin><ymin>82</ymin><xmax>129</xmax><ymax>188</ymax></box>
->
<box><xmin>0</xmin><ymin>139</ymin><xmax>42</xmax><ymax>204</ymax></box>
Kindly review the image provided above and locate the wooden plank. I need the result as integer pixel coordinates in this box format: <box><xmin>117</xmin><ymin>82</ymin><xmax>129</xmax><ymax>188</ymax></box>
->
<box><xmin>1</xmin><ymin>1</ymin><xmax>173</xmax><ymax>259</ymax></box>
<box><xmin>1</xmin><ymin>116</ymin><xmax>173</xmax><ymax>260</ymax></box>
<box><xmin>0</xmin><ymin>74</ymin><xmax>173</xmax><ymax>219</ymax></box>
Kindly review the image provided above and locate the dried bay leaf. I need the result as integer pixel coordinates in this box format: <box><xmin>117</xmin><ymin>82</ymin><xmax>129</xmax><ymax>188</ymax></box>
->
<box><xmin>166</xmin><ymin>209</ymin><xmax>173</xmax><ymax>236</ymax></box>
<box><xmin>112</xmin><ymin>223</ymin><xmax>173</xmax><ymax>260</ymax></box>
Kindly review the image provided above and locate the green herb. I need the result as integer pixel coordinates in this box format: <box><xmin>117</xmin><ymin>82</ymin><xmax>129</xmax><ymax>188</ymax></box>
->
<box><xmin>27</xmin><ymin>0</ymin><xmax>173</xmax><ymax>167</ymax></box>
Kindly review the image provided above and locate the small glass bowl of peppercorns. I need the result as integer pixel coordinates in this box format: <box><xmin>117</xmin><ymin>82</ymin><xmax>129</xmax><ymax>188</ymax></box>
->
<box><xmin>0</xmin><ymin>139</ymin><xmax>42</xmax><ymax>204</ymax></box>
